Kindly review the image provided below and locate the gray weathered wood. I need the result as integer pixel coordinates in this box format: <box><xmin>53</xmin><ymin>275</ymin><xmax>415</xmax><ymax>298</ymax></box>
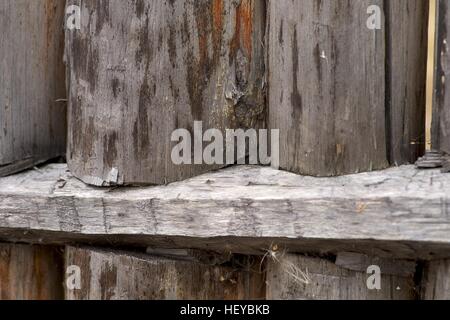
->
<box><xmin>65</xmin><ymin>0</ymin><xmax>266</xmax><ymax>186</ymax></box>
<box><xmin>420</xmin><ymin>259</ymin><xmax>450</xmax><ymax>300</ymax></box>
<box><xmin>0</xmin><ymin>0</ymin><xmax>67</xmax><ymax>177</ymax></box>
<box><xmin>386</xmin><ymin>0</ymin><xmax>428</xmax><ymax>165</ymax></box>
<box><xmin>433</xmin><ymin>0</ymin><xmax>450</xmax><ymax>155</ymax></box>
<box><xmin>1</xmin><ymin>164</ymin><xmax>450</xmax><ymax>259</ymax></box>
<box><xmin>268</xmin><ymin>0</ymin><xmax>387</xmax><ymax>176</ymax></box>
<box><xmin>65</xmin><ymin>246</ymin><xmax>264</xmax><ymax>300</ymax></box>
<box><xmin>0</xmin><ymin>243</ymin><xmax>63</xmax><ymax>300</ymax></box>
<box><xmin>266</xmin><ymin>254</ymin><xmax>416</xmax><ymax>300</ymax></box>
<box><xmin>335</xmin><ymin>252</ymin><xmax>416</xmax><ymax>277</ymax></box>
<box><xmin>268</xmin><ymin>0</ymin><xmax>429</xmax><ymax>175</ymax></box>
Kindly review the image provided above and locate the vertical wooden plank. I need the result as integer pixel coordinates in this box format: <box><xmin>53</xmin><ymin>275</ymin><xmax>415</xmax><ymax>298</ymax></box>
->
<box><xmin>426</xmin><ymin>0</ymin><xmax>437</xmax><ymax>152</ymax></box>
<box><xmin>65</xmin><ymin>0</ymin><xmax>266</xmax><ymax>186</ymax></box>
<box><xmin>65</xmin><ymin>246</ymin><xmax>265</xmax><ymax>300</ymax></box>
<box><xmin>268</xmin><ymin>0</ymin><xmax>387</xmax><ymax>177</ymax></box>
<box><xmin>433</xmin><ymin>0</ymin><xmax>450</xmax><ymax>154</ymax></box>
<box><xmin>0</xmin><ymin>244</ymin><xmax>64</xmax><ymax>300</ymax></box>
<box><xmin>421</xmin><ymin>259</ymin><xmax>450</xmax><ymax>300</ymax></box>
<box><xmin>386</xmin><ymin>0</ymin><xmax>428</xmax><ymax>165</ymax></box>
<box><xmin>266</xmin><ymin>254</ymin><xmax>417</xmax><ymax>300</ymax></box>
<box><xmin>0</xmin><ymin>0</ymin><xmax>67</xmax><ymax>177</ymax></box>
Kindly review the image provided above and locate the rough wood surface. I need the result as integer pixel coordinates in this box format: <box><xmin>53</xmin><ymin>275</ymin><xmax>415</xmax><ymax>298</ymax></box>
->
<box><xmin>386</xmin><ymin>0</ymin><xmax>428</xmax><ymax>165</ymax></box>
<box><xmin>266</xmin><ymin>254</ymin><xmax>417</xmax><ymax>300</ymax></box>
<box><xmin>420</xmin><ymin>259</ymin><xmax>450</xmax><ymax>300</ymax></box>
<box><xmin>0</xmin><ymin>0</ymin><xmax>66</xmax><ymax>177</ymax></box>
<box><xmin>335</xmin><ymin>252</ymin><xmax>416</xmax><ymax>277</ymax></box>
<box><xmin>268</xmin><ymin>0</ymin><xmax>429</xmax><ymax>175</ymax></box>
<box><xmin>0</xmin><ymin>243</ymin><xmax>63</xmax><ymax>300</ymax></box>
<box><xmin>65</xmin><ymin>246</ymin><xmax>264</xmax><ymax>300</ymax></box>
<box><xmin>1</xmin><ymin>164</ymin><xmax>450</xmax><ymax>259</ymax></box>
<box><xmin>433</xmin><ymin>0</ymin><xmax>450</xmax><ymax>154</ymax></box>
<box><xmin>268</xmin><ymin>0</ymin><xmax>387</xmax><ymax>176</ymax></box>
<box><xmin>65</xmin><ymin>0</ymin><xmax>266</xmax><ymax>186</ymax></box>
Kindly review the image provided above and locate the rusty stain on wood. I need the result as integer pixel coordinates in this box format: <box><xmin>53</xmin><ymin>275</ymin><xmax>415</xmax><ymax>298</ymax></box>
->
<box><xmin>0</xmin><ymin>244</ymin><xmax>63</xmax><ymax>300</ymax></box>
<box><xmin>231</xmin><ymin>0</ymin><xmax>254</xmax><ymax>60</ymax></box>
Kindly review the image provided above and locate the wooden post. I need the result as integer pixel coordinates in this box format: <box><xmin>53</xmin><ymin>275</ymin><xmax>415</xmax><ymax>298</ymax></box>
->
<box><xmin>268</xmin><ymin>0</ymin><xmax>428</xmax><ymax>176</ymax></box>
<box><xmin>0</xmin><ymin>0</ymin><xmax>67</xmax><ymax>177</ymax></box>
<box><xmin>268</xmin><ymin>0</ymin><xmax>386</xmax><ymax>176</ymax></box>
<box><xmin>433</xmin><ymin>0</ymin><xmax>450</xmax><ymax>154</ymax></box>
<box><xmin>421</xmin><ymin>259</ymin><xmax>450</xmax><ymax>300</ymax></box>
<box><xmin>0</xmin><ymin>244</ymin><xmax>64</xmax><ymax>300</ymax></box>
<box><xmin>386</xmin><ymin>0</ymin><xmax>428</xmax><ymax>164</ymax></box>
<box><xmin>266</xmin><ymin>253</ymin><xmax>417</xmax><ymax>300</ymax></box>
<box><xmin>65</xmin><ymin>0</ymin><xmax>266</xmax><ymax>186</ymax></box>
<box><xmin>64</xmin><ymin>246</ymin><xmax>265</xmax><ymax>300</ymax></box>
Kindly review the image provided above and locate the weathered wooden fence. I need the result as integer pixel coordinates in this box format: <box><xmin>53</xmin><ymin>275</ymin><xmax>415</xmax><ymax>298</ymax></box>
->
<box><xmin>63</xmin><ymin>0</ymin><xmax>429</xmax><ymax>185</ymax></box>
<box><xmin>1</xmin><ymin>0</ymin><xmax>450</xmax><ymax>300</ymax></box>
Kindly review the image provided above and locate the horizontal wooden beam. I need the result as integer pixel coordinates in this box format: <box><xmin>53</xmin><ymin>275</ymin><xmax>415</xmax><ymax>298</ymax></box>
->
<box><xmin>1</xmin><ymin>164</ymin><xmax>450</xmax><ymax>259</ymax></box>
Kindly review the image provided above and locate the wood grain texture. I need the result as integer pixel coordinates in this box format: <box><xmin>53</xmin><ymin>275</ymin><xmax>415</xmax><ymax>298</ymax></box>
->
<box><xmin>268</xmin><ymin>0</ymin><xmax>387</xmax><ymax>176</ymax></box>
<box><xmin>1</xmin><ymin>164</ymin><xmax>450</xmax><ymax>259</ymax></box>
<box><xmin>335</xmin><ymin>252</ymin><xmax>416</xmax><ymax>277</ymax></box>
<box><xmin>421</xmin><ymin>259</ymin><xmax>450</xmax><ymax>300</ymax></box>
<box><xmin>266</xmin><ymin>254</ymin><xmax>417</xmax><ymax>300</ymax></box>
<box><xmin>433</xmin><ymin>0</ymin><xmax>450</xmax><ymax>154</ymax></box>
<box><xmin>386</xmin><ymin>0</ymin><xmax>428</xmax><ymax>165</ymax></box>
<box><xmin>0</xmin><ymin>243</ymin><xmax>63</xmax><ymax>300</ymax></box>
<box><xmin>65</xmin><ymin>246</ymin><xmax>264</xmax><ymax>300</ymax></box>
<box><xmin>0</xmin><ymin>0</ymin><xmax>67</xmax><ymax>177</ymax></box>
<box><xmin>65</xmin><ymin>0</ymin><xmax>266</xmax><ymax>186</ymax></box>
<box><xmin>268</xmin><ymin>0</ymin><xmax>429</xmax><ymax>174</ymax></box>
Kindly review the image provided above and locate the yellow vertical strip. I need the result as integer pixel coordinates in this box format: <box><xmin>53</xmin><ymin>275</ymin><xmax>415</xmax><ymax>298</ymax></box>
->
<box><xmin>426</xmin><ymin>0</ymin><xmax>437</xmax><ymax>150</ymax></box>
